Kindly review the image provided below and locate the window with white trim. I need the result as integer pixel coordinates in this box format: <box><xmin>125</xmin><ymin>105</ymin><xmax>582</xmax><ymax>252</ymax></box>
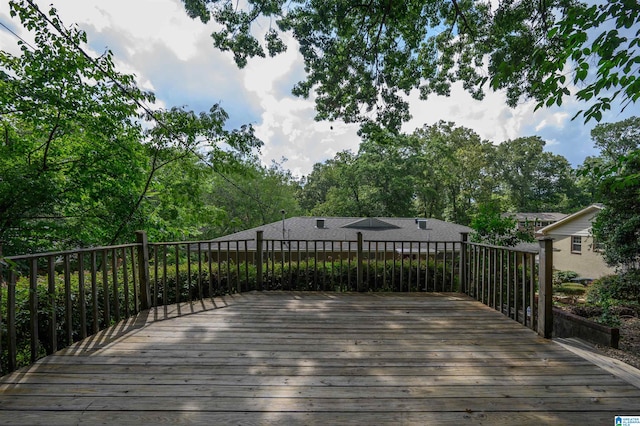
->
<box><xmin>571</xmin><ymin>236</ymin><xmax>582</xmax><ymax>254</ymax></box>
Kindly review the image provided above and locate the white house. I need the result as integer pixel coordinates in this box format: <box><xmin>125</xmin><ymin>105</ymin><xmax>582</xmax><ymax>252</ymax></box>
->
<box><xmin>537</xmin><ymin>204</ymin><xmax>615</xmax><ymax>279</ymax></box>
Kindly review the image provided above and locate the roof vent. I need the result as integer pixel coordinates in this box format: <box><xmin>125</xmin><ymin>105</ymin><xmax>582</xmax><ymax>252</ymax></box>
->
<box><xmin>417</xmin><ymin>219</ymin><xmax>428</xmax><ymax>230</ymax></box>
<box><xmin>316</xmin><ymin>218</ymin><xmax>325</xmax><ymax>229</ymax></box>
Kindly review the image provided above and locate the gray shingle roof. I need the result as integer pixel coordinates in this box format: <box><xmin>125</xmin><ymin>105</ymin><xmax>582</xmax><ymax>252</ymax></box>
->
<box><xmin>213</xmin><ymin>217</ymin><xmax>471</xmax><ymax>244</ymax></box>
<box><xmin>503</xmin><ymin>212</ymin><xmax>568</xmax><ymax>222</ymax></box>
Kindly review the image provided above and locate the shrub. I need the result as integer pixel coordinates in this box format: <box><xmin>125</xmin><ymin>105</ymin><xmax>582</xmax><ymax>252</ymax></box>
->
<box><xmin>585</xmin><ymin>270</ymin><xmax>640</xmax><ymax>327</ymax></box>
<box><xmin>587</xmin><ymin>270</ymin><xmax>640</xmax><ymax>305</ymax></box>
<box><xmin>553</xmin><ymin>270</ymin><xmax>578</xmax><ymax>286</ymax></box>
<box><xmin>555</xmin><ymin>283</ymin><xmax>586</xmax><ymax>296</ymax></box>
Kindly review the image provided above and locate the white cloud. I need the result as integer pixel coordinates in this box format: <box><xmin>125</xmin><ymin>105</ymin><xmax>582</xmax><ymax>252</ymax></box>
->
<box><xmin>535</xmin><ymin>112</ymin><xmax>570</xmax><ymax>132</ymax></box>
<box><xmin>45</xmin><ymin>0</ymin><xmax>210</xmax><ymax>61</ymax></box>
<box><xmin>402</xmin><ymin>83</ymin><xmax>538</xmax><ymax>144</ymax></box>
<box><xmin>243</xmin><ymin>38</ymin><xmax>361</xmax><ymax>177</ymax></box>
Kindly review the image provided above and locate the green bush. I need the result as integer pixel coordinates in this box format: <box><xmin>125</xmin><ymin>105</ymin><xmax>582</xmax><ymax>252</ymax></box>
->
<box><xmin>553</xmin><ymin>270</ymin><xmax>578</xmax><ymax>286</ymax></box>
<box><xmin>554</xmin><ymin>283</ymin><xmax>586</xmax><ymax>296</ymax></box>
<box><xmin>586</xmin><ymin>270</ymin><xmax>640</xmax><ymax>327</ymax></box>
<box><xmin>259</xmin><ymin>258</ymin><xmax>457</xmax><ymax>292</ymax></box>
<box><xmin>587</xmin><ymin>270</ymin><xmax>640</xmax><ymax>305</ymax></box>
<box><xmin>1</xmin><ymin>267</ymin><xmax>139</xmax><ymax>372</ymax></box>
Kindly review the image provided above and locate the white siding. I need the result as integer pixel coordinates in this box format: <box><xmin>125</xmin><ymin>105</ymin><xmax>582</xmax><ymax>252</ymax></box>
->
<box><xmin>540</xmin><ymin>206</ymin><xmax>613</xmax><ymax>278</ymax></box>
<box><xmin>544</xmin><ymin>211</ymin><xmax>598</xmax><ymax>238</ymax></box>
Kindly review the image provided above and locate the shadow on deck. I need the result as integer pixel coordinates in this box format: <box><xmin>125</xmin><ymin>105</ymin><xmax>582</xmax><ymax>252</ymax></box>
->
<box><xmin>0</xmin><ymin>292</ymin><xmax>639</xmax><ymax>425</ymax></box>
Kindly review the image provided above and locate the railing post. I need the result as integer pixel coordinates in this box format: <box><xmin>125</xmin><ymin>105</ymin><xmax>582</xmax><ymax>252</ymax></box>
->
<box><xmin>538</xmin><ymin>238</ymin><xmax>553</xmax><ymax>338</ymax></box>
<box><xmin>29</xmin><ymin>258</ymin><xmax>39</xmax><ymax>363</ymax></box>
<box><xmin>136</xmin><ymin>231</ymin><xmax>151</xmax><ymax>310</ymax></box>
<box><xmin>256</xmin><ymin>231</ymin><xmax>264</xmax><ymax>291</ymax></box>
<box><xmin>0</xmin><ymin>244</ymin><xmax>3</xmax><ymax>375</ymax></box>
<box><xmin>357</xmin><ymin>232</ymin><xmax>364</xmax><ymax>292</ymax></box>
<box><xmin>460</xmin><ymin>232</ymin><xmax>468</xmax><ymax>294</ymax></box>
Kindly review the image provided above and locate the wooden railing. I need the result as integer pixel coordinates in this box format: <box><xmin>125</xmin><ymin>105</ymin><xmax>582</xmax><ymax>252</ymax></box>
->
<box><xmin>0</xmin><ymin>241</ymin><xmax>145</xmax><ymax>373</ymax></box>
<box><xmin>0</xmin><ymin>230</ymin><xmax>552</xmax><ymax>375</ymax></box>
<box><xmin>460</xmin><ymin>234</ymin><xmax>553</xmax><ymax>337</ymax></box>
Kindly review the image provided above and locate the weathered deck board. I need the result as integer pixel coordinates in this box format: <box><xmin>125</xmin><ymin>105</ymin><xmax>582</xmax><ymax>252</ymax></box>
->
<box><xmin>1</xmin><ymin>292</ymin><xmax>639</xmax><ymax>425</ymax></box>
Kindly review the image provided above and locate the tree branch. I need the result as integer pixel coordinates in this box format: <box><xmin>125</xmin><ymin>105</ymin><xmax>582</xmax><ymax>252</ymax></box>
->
<box><xmin>41</xmin><ymin>109</ymin><xmax>62</xmax><ymax>172</ymax></box>
<box><xmin>451</xmin><ymin>0</ymin><xmax>474</xmax><ymax>36</ymax></box>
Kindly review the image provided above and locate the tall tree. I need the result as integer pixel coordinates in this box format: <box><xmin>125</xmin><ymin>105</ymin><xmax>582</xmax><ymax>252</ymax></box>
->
<box><xmin>494</xmin><ymin>137</ymin><xmax>576</xmax><ymax>212</ymax></box>
<box><xmin>309</xmin><ymin>151</ymin><xmax>367</xmax><ymax>217</ymax></box>
<box><xmin>0</xmin><ymin>1</ymin><xmax>261</xmax><ymax>253</ymax></box>
<box><xmin>413</xmin><ymin>121</ymin><xmax>495</xmax><ymax>224</ymax></box>
<box><xmin>300</xmin><ymin>128</ymin><xmax>419</xmax><ymax>218</ymax></box>
<box><xmin>592</xmin><ymin>154</ymin><xmax>640</xmax><ymax>271</ymax></box>
<box><xmin>591</xmin><ymin>117</ymin><xmax>640</xmax><ymax>161</ymax></box>
<box><xmin>590</xmin><ymin>117</ymin><xmax>640</xmax><ymax>271</ymax></box>
<box><xmin>181</xmin><ymin>0</ymin><xmax>639</xmax><ymax>129</ymax></box>
<box><xmin>0</xmin><ymin>1</ymin><xmax>152</xmax><ymax>253</ymax></box>
<box><xmin>297</xmin><ymin>161</ymin><xmax>340</xmax><ymax>214</ymax></box>
<box><xmin>206</xmin><ymin>156</ymin><xmax>303</xmax><ymax>237</ymax></box>
<box><xmin>355</xmin><ymin>126</ymin><xmax>418</xmax><ymax>217</ymax></box>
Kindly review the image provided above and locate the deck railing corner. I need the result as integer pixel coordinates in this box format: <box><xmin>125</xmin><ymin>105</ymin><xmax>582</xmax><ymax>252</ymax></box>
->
<box><xmin>538</xmin><ymin>237</ymin><xmax>554</xmax><ymax>338</ymax></box>
<box><xmin>136</xmin><ymin>231</ymin><xmax>151</xmax><ymax>310</ymax></box>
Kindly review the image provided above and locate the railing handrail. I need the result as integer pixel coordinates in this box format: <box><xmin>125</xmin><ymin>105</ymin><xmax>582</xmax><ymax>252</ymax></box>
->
<box><xmin>259</xmin><ymin>238</ymin><xmax>460</xmax><ymax>244</ymax></box>
<box><xmin>463</xmin><ymin>240</ymin><xmax>540</xmax><ymax>254</ymax></box>
<box><xmin>2</xmin><ymin>243</ymin><xmax>141</xmax><ymax>262</ymax></box>
<box><xmin>150</xmin><ymin>238</ymin><xmax>255</xmax><ymax>246</ymax></box>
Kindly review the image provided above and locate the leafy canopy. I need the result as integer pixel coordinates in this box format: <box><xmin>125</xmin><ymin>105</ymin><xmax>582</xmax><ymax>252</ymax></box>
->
<box><xmin>470</xmin><ymin>201</ymin><xmax>534</xmax><ymax>247</ymax></box>
<box><xmin>0</xmin><ymin>0</ymin><xmax>263</xmax><ymax>253</ymax></box>
<box><xmin>590</xmin><ymin>117</ymin><xmax>640</xmax><ymax>271</ymax></box>
<box><xmin>181</xmin><ymin>0</ymin><xmax>640</xmax><ymax>130</ymax></box>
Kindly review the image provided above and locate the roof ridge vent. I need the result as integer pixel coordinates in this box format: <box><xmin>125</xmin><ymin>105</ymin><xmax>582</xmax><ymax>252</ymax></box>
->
<box><xmin>343</xmin><ymin>218</ymin><xmax>399</xmax><ymax>230</ymax></box>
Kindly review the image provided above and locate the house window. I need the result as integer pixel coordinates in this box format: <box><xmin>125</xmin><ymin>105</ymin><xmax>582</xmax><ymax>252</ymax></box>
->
<box><xmin>571</xmin><ymin>236</ymin><xmax>582</xmax><ymax>254</ymax></box>
<box><xmin>593</xmin><ymin>239</ymin><xmax>604</xmax><ymax>252</ymax></box>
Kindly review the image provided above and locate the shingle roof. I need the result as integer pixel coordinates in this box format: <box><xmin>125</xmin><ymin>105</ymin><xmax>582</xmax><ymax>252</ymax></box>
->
<box><xmin>503</xmin><ymin>212</ymin><xmax>568</xmax><ymax>222</ymax></box>
<box><xmin>212</xmin><ymin>217</ymin><xmax>471</xmax><ymax>244</ymax></box>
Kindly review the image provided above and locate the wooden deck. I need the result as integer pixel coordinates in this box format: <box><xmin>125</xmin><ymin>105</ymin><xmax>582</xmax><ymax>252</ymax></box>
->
<box><xmin>1</xmin><ymin>292</ymin><xmax>639</xmax><ymax>425</ymax></box>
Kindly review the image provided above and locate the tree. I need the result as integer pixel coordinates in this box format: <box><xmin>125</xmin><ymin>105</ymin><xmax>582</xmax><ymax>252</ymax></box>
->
<box><xmin>592</xmin><ymin>154</ymin><xmax>640</xmax><ymax>271</ymax></box>
<box><xmin>0</xmin><ymin>1</ymin><xmax>261</xmax><ymax>253</ymax></box>
<box><xmin>297</xmin><ymin>161</ymin><xmax>339</xmax><ymax>213</ymax></box>
<box><xmin>205</xmin><ymin>156</ymin><xmax>303</xmax><ymax>237</ymax></box>
<box><xmin>181</xmin><ymin>0</ymin><xmax>639</xmax><ymax>130</ymax></box>
<box><xmin>590</xmin><ymin>117</ymin><xmax>640</xmax><ymax>271</ymax></box>
<box><xmin>413</xmin><ymin>121</ymin><xmax>495</xmax><ymax>224</ymax></box>
<box><xmin>354</xmin><ymin>126</ymin><xmax>418</xmax><ymax>217</ymax></box>
<box><xmin>298</xmin><ymin>128</ymin><xmax>419</xmax><ymax>218</ymax></box>
<box><xmin>587</xmin><ymin>117</ymin><xmax>640</xmax><ymax>188</ymax></box>
<box><xmin>470</xmin><ymin>201</ymin><xmax>533</xmax><ymax>247</ymax></box>
<box><xmin>591</xmin><ymin>117</ymin><xmax>640</xmax><ymax>161</ymax></box>
<box><xmin>494</xmin><ymin>137</ymin><xmax>577</xmax><ymax>212</ymax></box>
<box><xmin>308</xmin><ymin>150</ymin><xmax>367</xmax><ymax>217</ymax></box>
<box><xmin>125</xmin><ymin>105</ymin><xmax>261</xmax><ymax>243</ymax></box>
<box><xmin>0</xmin><ymin>1</ymin><xmax>152</xmax><ymax>253</ymax></box>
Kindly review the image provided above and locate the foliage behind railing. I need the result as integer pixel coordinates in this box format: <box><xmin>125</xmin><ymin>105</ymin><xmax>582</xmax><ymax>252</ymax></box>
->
<box><xmin>0</xmin><ymin>243</ymin><xmax>142</xmax><ymax>373</ymax></box>
<box><xmin>461</xmin><ymin>239</ymin><xmax>540</xmax><ymax>331</ymax></box>
<box><xmin>1</xmin><ymin>231</ymin><xmax>552</xmax><ymax>376</ymax></box>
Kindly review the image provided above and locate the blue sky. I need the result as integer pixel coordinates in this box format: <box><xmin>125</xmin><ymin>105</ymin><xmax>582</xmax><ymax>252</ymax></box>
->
<box><xmin>1</xmin><ymin>0</ymin><xmax>637</xmax><ymax>176</ymax></box>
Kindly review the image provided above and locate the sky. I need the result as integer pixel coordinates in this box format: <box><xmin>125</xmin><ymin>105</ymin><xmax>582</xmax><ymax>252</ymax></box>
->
<box><xmin>0</xmin><ymin>0</ymin><xmax>637</xmax><ymax>177</ymax></box>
